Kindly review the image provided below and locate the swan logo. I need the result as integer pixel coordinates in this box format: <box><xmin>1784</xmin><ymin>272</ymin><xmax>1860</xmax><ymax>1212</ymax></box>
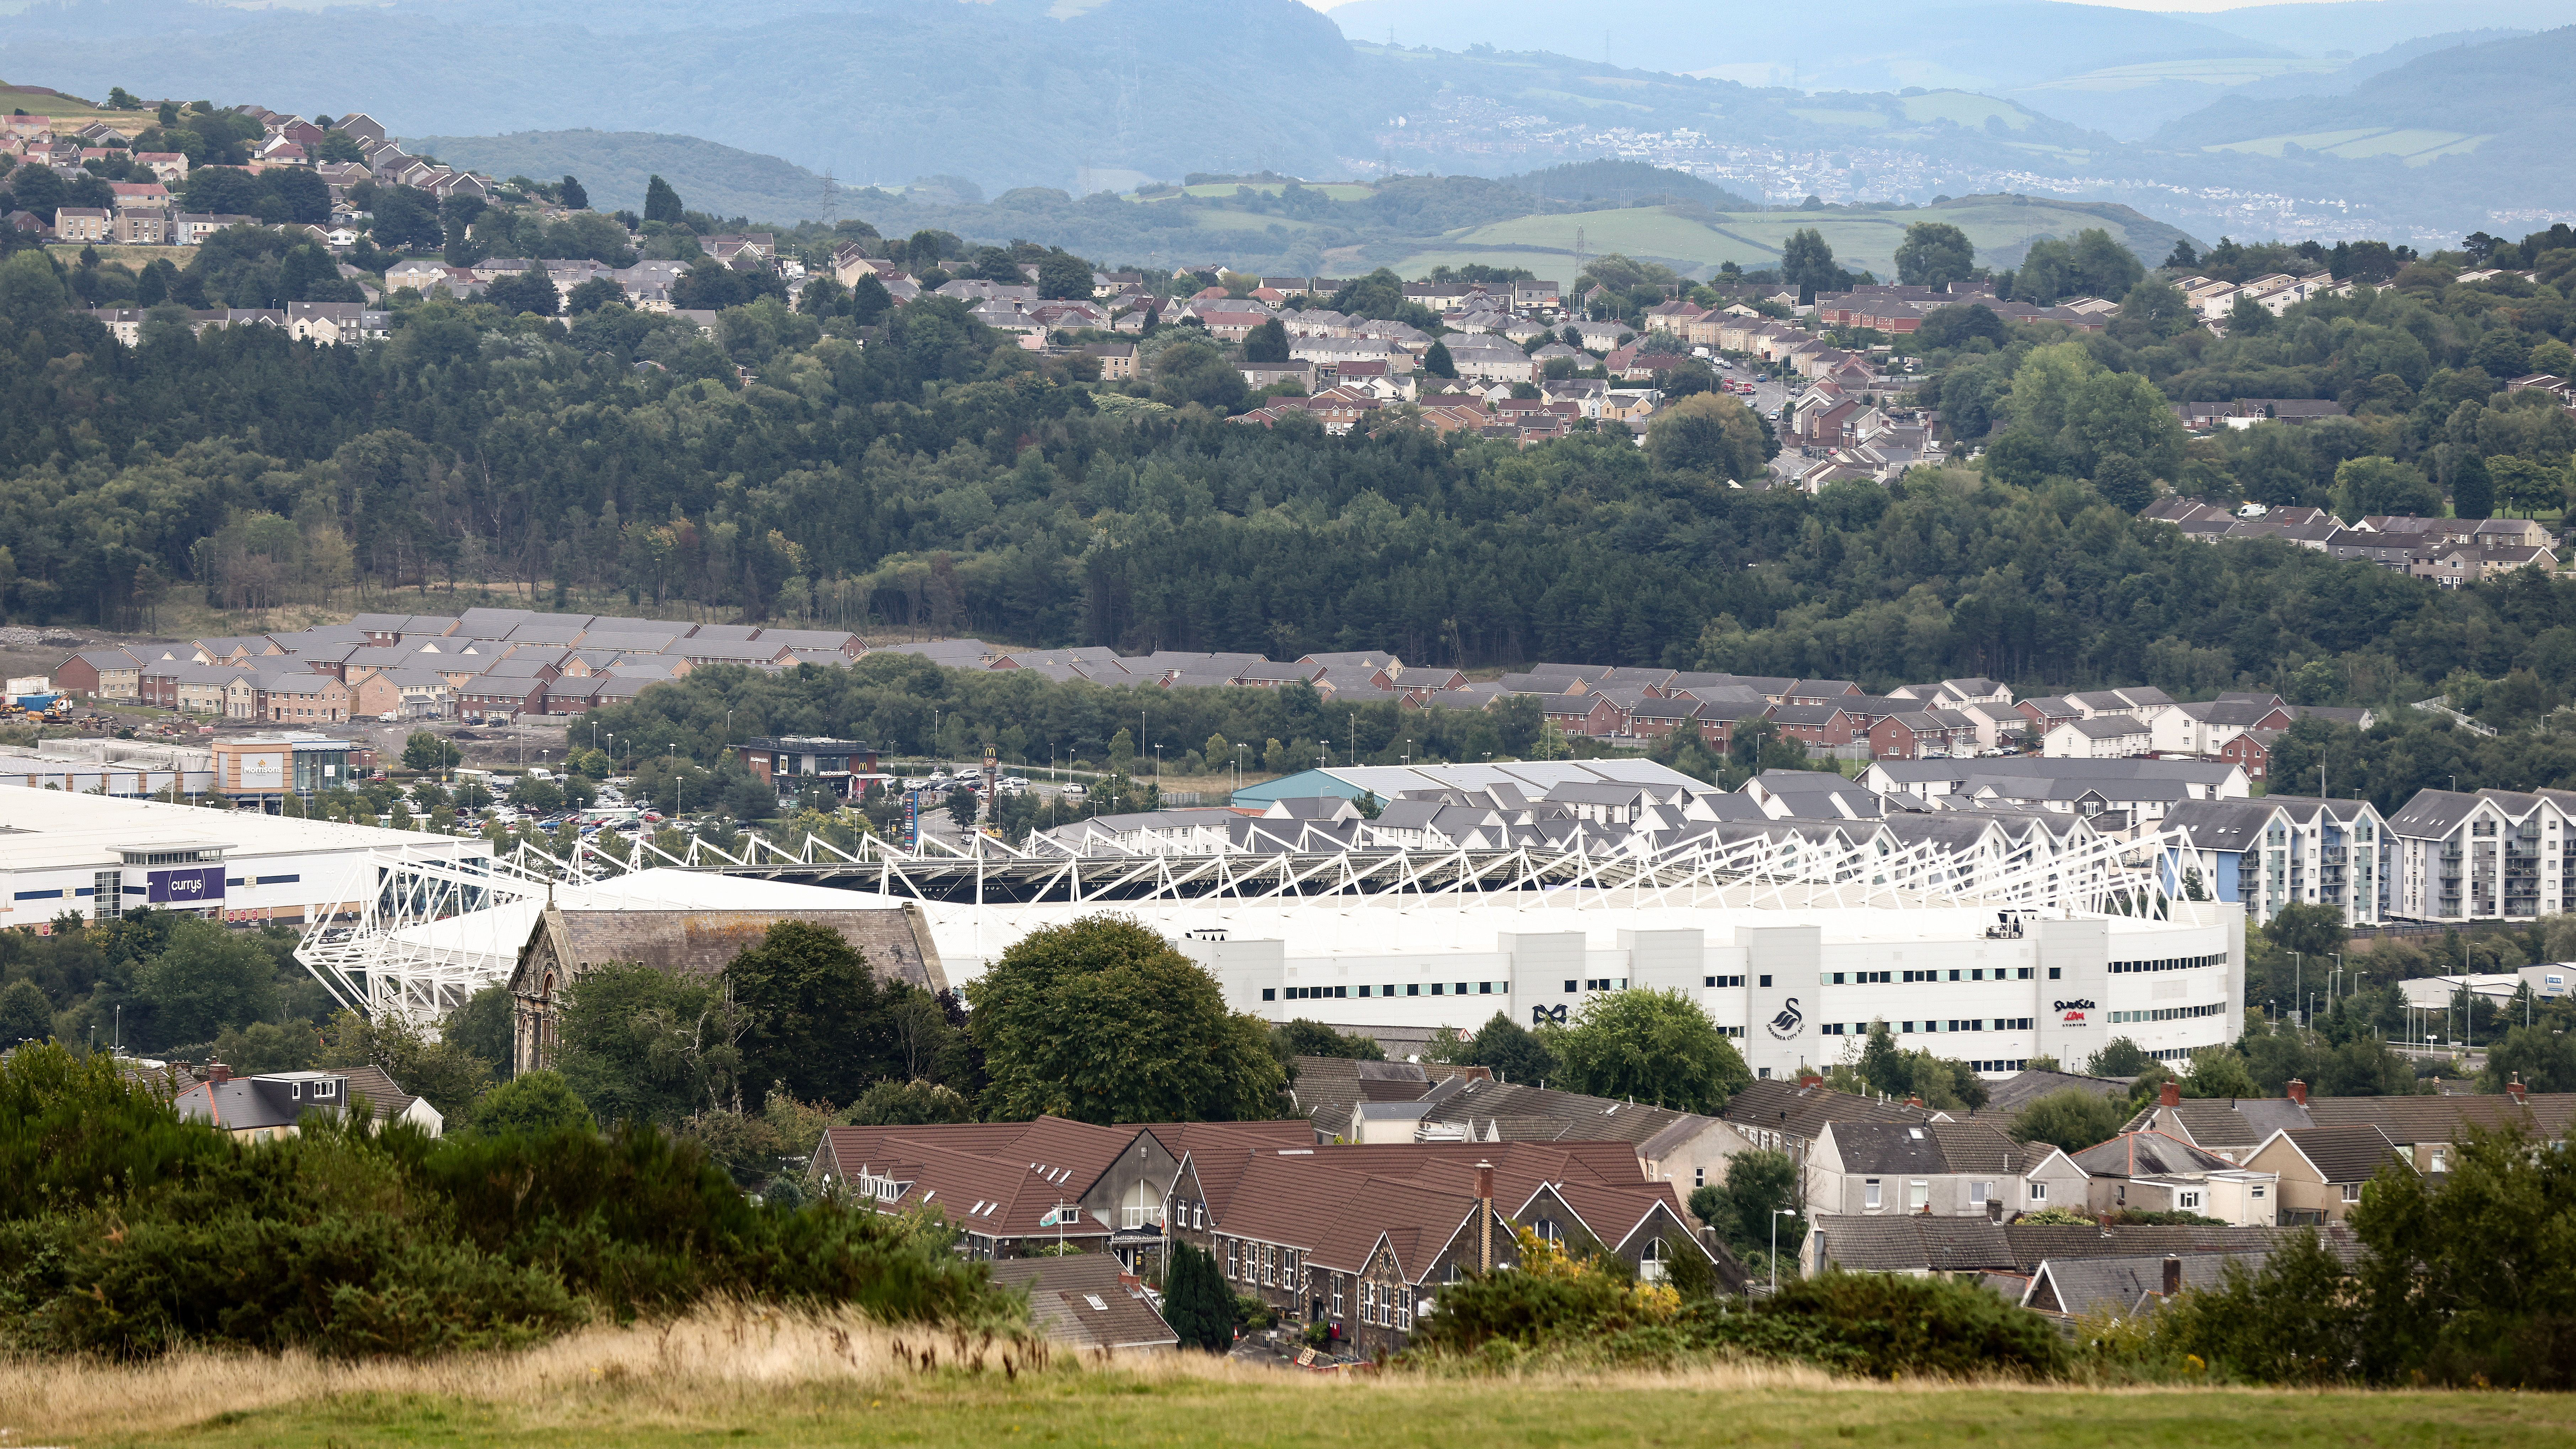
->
<box><xmin>1530</xmin><ymin>1004</ymin><xmax>1568</xmax><ymax>1026</ymax></box>
<box><xmin>1766</xmin><ymin>996</ymin><xmax>1805</xmax><ymax>1040</ymax></box>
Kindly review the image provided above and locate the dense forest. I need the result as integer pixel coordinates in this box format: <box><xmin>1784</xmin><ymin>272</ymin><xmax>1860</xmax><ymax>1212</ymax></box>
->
<box><xmin>5</xmin><ymin>228</ymin><xmax>2576</xmax><ymax>707</ymax></box>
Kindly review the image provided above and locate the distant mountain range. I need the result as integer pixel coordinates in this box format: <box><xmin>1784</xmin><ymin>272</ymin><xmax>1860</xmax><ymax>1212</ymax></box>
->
<box><xmin>1323</xmin><ymin>0</ymin><xmax>2576</xmax><ymax>139</ymax></box>
<box><xmin>404</xmin><ymin>130</ymin><xmax>836</xmax><ymax>223</ymax></box>
<box><xmin>4</xmin><ymin>0</ymin><xmax>2572</xmax><ymax>247</ymax></box>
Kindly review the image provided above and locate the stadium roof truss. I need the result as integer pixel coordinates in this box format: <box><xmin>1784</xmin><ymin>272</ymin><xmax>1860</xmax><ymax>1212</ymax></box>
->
<box><xmin>297</xmin><ymin>824</ymin><xmax>2192</xmax><ymax>1022</ymax></box>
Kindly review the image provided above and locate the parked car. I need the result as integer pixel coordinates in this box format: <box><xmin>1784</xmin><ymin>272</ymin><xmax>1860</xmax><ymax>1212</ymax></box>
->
<box><xmin>1059</xmin><ymin>782</ymin><xmax>1088</xmax><ymax>800</ymax></box>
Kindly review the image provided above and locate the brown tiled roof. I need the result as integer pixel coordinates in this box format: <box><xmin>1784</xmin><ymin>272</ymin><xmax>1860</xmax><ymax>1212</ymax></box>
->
<box><xmin>810</xmin><ymin>1115</ymin><xmax>1142</xmax><ymax>1238</ymax></box>
<box><xmin>988</xmin><ymin>1253</ymin><xmax>1177</xmax><ymax>1351</ymax></box>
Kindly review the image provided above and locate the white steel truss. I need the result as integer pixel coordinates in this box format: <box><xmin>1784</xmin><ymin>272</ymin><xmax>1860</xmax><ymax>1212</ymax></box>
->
<box><xmin>298</xmin><ymin>824</ymin><xmax>2190</xmax><ymax>1022</ymax></box>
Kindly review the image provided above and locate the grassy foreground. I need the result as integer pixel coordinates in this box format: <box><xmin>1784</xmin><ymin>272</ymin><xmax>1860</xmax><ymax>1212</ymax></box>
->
<box><xmin>3</xmin><ymin>1306</ymin><xmax>2569</xmax><ymax>1449</ymax></box>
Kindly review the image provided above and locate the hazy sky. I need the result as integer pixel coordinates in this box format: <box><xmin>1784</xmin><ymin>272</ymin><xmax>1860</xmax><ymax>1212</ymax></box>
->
<box><xmin>1294</xmin><ymin>0</ymin><xmax>2349</xmax><ymax>11</ymax></box>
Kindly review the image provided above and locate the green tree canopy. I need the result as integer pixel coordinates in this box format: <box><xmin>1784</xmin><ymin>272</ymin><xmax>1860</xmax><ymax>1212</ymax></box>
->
<box><xmin>403</xmin><ymin>731</ymin><xmax>461</xmax><ymax>772</ymax></box>
<box><xmin>1894</xmin><ymin>221</ymin><xmax>1974</xmax><ymax>291</ymax></box>
<box><xmin>842</xmin><ymin>1077</ymin><xmax>976</xmax><ymax>1125</ymax></box>
<box><xmin>1647</xmin><ymin>391</ymin><xmax>1772</xmax><ymax>481</ymax></box>
<box><xmin>1273</xmin><ymin>1018</ymin><xmax>1384</xmax><ymax>1061</ymax></box>
<box><xmin>445</xmin><ymin>983</ymin><xmax>515</xmax><ymax>1079</ymax></box>
<box><xmin>1448</xmin><ymin>1010</ymin><xmax>1558</xmax><ymax>1085</ymax></box>
<box><xmin>643</xmin><ymin>174</ymin><xmax>685</xmax><ymax>225</ymax></box>
<box><xmin>470</xmin><ymin>1069</ymin><xmax>592</xmax><ymax>1137</ymax></box>
<box><xmin>726</xmin><ymin>920</ymin><xmax>904</xmax><ymax>1105</ymax></box>
<box><xmin>2334</xmin><ymin>456</ymin><xmax>2442</xmax><ymax>521</ymax></box>
<box><xmin>1035</xmin><ymin>250</ymin><xmax>1093</xmax><ymax>301</ymax></box>
<box><xmin>1546</xmin><ymin>989</ymin><xmax>1748</xmax><ymax>1114</ymax></box>
<box><xmin>1151</xmin><ymin>337</ymin><xmax>1249</xmax><ymax>411</ymax></box>
<box><xmin>553</xmin><ymin>961</ymin><xmax>744</xmax><ymax>1125</ymax></box>
<box><xmin>1242</xmin><ymin>316</ymin><xmax>1289</xmax><ymax>363</ymax></box>
<box><xmin>0</xmin><ymin>979</ymin><xmax>54</xmax><ymax>1046</ymax></box>
<box><xmin>2009</xmin><ymin>1086</ymin><xmax>2131</xmax><ymax>1153</ymax></box>
<box><xmin>137</xmin><ymin>916</ymin><xmax>278</xmax><ymax>1048</ymax></box>
<box><xmin>2087</xmin><ymin>1037</ymin><xmax>2153</xmax><ymax>1076</ymax></box>
<box><xmin>965</xmin><ymin>915</ymin><xmax>1285</xmax><ymax>1123</ymax></box>
<box><xmin>1780</xmin><ymin>227</ymin><xmax>1838</xmax><ymax>304</ymax></box>
<box><xmin>1161</xmin><ymin>1240</ymin><xmax>1233</xmax><ymax>1352</ymax></box>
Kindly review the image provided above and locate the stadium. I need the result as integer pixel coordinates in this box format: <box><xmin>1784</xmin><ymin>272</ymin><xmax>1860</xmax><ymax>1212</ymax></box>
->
<box><xmin>295</xmin><ymin>794</ymin><xmax>2245</xmax><ymax>1080</ymax></box>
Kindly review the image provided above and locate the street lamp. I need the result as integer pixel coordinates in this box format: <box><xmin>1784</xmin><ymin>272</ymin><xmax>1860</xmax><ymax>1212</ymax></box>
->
<box><xmin>1770</xmin><ymin>1208</ymin><xmax>1798</xmax><ymax>1296</ymax></box>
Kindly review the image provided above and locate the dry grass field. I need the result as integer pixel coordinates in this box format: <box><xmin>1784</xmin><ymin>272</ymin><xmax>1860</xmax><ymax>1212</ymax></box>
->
<box><xmin>3</xmin><ymin>1303</ymin><xmax>2569</xmax><ymax>1449</ymax></box>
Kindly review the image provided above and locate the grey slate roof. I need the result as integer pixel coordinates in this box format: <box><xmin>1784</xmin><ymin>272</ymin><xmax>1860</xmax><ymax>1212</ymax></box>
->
<box><xmin>2275</xmin><ymin>1124</ymin><xmax>2410</xmax><ymax>1183</ymax></box>
<box><xmin>2024</xmin><ymin>1251</ymin><xmax>2260</xmax><ymax>1319</ymax></box>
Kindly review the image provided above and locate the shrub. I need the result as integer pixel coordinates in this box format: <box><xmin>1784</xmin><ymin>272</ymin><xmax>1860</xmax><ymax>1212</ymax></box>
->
<box><xmin>1740</xmin><ymin>1271</ymin><xmax>2065</xmax><ymax>1380</ymax></box>
<box><xmin>1406</xmin><ymin>1226</ymin><xmax>1679</xmax><ymax>1358</ymax></box>
<box><xmin>0</xmin><ymin>1043</ymin><xmax>1016</xmax><ymax>1358</ymax></box>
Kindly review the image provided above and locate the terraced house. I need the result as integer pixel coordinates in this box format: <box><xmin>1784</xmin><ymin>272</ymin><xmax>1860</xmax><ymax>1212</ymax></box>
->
<box><xmin>1166</xmin><ymin>1140</ymin><xmax>1725</xmax><ymax>1358</ymax></box>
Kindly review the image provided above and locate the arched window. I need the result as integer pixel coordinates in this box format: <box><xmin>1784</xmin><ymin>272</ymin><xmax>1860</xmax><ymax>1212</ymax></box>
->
<box><xmin>1121</xmin><ymin>1178</ymin><xmax>1163</xmax><ymax>1230</ymax></box>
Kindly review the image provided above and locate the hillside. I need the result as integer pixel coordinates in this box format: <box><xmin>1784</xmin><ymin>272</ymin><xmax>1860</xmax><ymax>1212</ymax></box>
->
<box><xmin>2153</xmin><ymin>26</ymin><xmax>2576</xmax><ymax>153</ymax></box>
<box><xmin>0</xmin><ymin>0</ymin><xmax>1395</xmax><ymax>190</ymax></box>
<box><xmin>1375</xmin><ymin>194</ymin><xmax>2195</xmax><ymax>284</ymax></box>
<box><xmin>402</xmin><ymin>130</ymin><xmax>832</xmax><ymax>223</ymax></box>
<box><xmin>1327</xmin><ymin>0</ymin><xmax>2284</xmax><ymax>98</ymax></box>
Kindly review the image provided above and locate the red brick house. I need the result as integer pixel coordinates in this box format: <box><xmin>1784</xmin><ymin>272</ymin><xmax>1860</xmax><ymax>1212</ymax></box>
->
<box><xmin>54</xmin><ymin>647</ymin><xmax>141</xmax><ymax>699</ymax></box>
<box><xmin>2220</xmin><ymin>728</ymin><xmax>2281</xmax><ymax>779</ymax></box>
<box><xmin>1769</xmin><ymin>703</ymin><xmax>1857</xmax><ymax>747</ymax></box>
<box><xmin>1534</xmin><ymin>692</ymin><xmax>1625</xmax><ymax>737</ymax></box>
<box><xmin>2016</xmin><ymin>695</ymin><xmax>2083</xmax><ymax>736</ymax></box>
<box><xmin>1868</xmin><ymin>709</ymin><xmax>1979</xmax><ymax>760</ymax></box>
<box><xmin>457</xmin><ymin>675</ymin><xmax>546</xmax><ymax>720</ymax></box>
<box><xmin>1690</xmin><ymin>698</ymin><xmax>1774</xmax><ymax>752</ymax></box>
<box><xmin>1622</xmin><ymin>696</ymin><xmax>1704</xmax><ymax>739</ymax></box>
<box><xmin>1780</xmin><ymin>679</ymin><xmax>1862</xmax><ymax>707</ymax></box>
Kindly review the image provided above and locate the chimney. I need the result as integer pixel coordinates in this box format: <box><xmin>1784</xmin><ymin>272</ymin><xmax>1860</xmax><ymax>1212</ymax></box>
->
<box><xmin>1475</xmin><ymin>1160</ymin><xmax>1495</xmax><ymax>1272</ymax></box>
<box><xmin>2161</xmin><ymin>1255</ymin><xmax>2182</xmax><ymax>1298</ymax></box>
<box><xmin>2287</xmin><ymin>1078</ymin><xmax>2308</xmax><ymax>1107</ymax></box>
<box><xmin>2509</xmin><ymin>1075</ymin><xmax>2529</xmax><ymax>1105</ymax></box>
<box><xmin>2159</xmin><ymin>1080</ymin><xmax>2181</xmax><ymax>1108</ymax></box>
<box><xmin>207</xmin><ymin>1059</ymin><xmax>231</xmax><ymax>1084</ymax></box>
<box><xmin>1906</xmin><ymin>1095</ymin><xmax>1923</xmax><ymax>1109</ymax></box>
<box><xmin>1797</xmin><ymin>1070</ymin><xmax>1822</xmax><ymax>1089</ymax></box>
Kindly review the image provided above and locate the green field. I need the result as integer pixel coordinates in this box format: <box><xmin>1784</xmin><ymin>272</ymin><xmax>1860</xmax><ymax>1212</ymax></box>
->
<box><xmin>0</xmin><ymin>79</ymin><xmax>131</xmax><ymax>128</ymax></box>
<box><xmin>2207</xmin><ymin>127</ymin><xmax>2492</xmax><ymax>165</ymax></box>
<box><xmin>1897</xmin><ymin>90</ymin><xmax>2035</xmax><ymax>130</ymax></box>
<box><xmin>2018</xmin><ymin>56</ymin><xmax>2347</xmax><ymax>93</ymax></box>
<box><xmin>1177</xmin><ymin>182</ymin><xmax>1374</xmax><ymax>200</ymax></box>
<box><xmin>1789</xmin><ymin>107</ymin><xmax>1891</xmax><ymax>129</ymax></box>
<box><xmin>1381</xmin><ymin>196</ymin><xmax>2189</xmax><ymax>282</ymax></box>
<box><xmin>28</xmin><ymin>1363</ymin><xmax>2576</xmax><ymax>1449</ymax></box>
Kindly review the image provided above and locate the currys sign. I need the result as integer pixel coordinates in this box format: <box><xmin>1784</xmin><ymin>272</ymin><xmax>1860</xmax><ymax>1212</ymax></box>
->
<box><xmin>148</xmin><ymin>867</ymin><xmax>226</xmax><ymax>905</ymax></box>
